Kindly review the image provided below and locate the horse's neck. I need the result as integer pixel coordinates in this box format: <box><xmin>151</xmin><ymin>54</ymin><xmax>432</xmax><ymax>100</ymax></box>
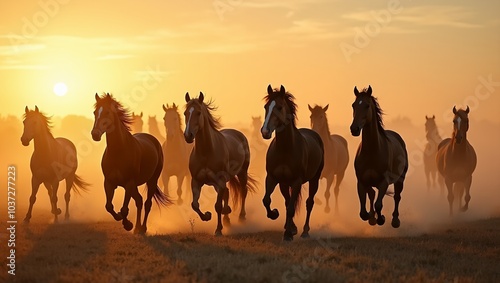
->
<box><xmin>33</xmin><ymin>129</ymin><xmax>56</xmax><ymax>158</ymax></box>
<box><xmin>106</xmin><ymin>120</ymin><xmax>134</xmax><ymax>152</ymax></box>
<box><xmin>194</xmin><ymin>124</ymin><xmax>218</xmax><ymax>154</ymax></box>
<box><xmin>426</xmin><ymin>128</ymin><xmax>442</xmax><ymax>144</ymax></box>
<box><xmin>150</xmin><ymin>122</ymin><xmax>160</xmax><ymax>134</ymax></box>
<box><xmin>361</xmin><ymin>119</ymin><xmax>383</xmax><ymax>152</ymax></box>
<box><xmin>316</xmin><ymin>122</ymin><xmax>331</xmax><ymax>141</ymax></box>
<box><xmin>166</xmin><ymin>128</ymin><xmax>184</xmax><ymax>145</ymax></box>
<box><xmin>451</xmin><ymin>133</ymin><xmax>468</xmax><ymax>154</ymax></box>
<box><xmin>275</xmin><ymin>123</ymin><xmax>300</xmax><ymax>150</ymax></box>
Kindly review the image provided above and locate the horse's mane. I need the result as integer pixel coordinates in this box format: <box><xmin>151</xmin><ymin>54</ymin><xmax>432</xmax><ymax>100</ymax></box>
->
<box><xmin>23</xmin><ymin>110</ymin><xmax>53</xmax><ymax>133</ymax></box>
<box><xmin>359</xmin><ymin>88</ymin><xmax>386</xmax><ymax>137</ymax></box>
<box><xmin>186</xmin><ymin>98</ymin><xmax>222</xmax><ymax>130</ymax></box>
<box><xmin>264</xmin><ymin>88</ymin><xmax>298</xmax><ymax>126</ymax></box>
<box><xmin>94</xmin><ymin>93</ymin><xmax>133</xmax><ymax>131</ymax></box>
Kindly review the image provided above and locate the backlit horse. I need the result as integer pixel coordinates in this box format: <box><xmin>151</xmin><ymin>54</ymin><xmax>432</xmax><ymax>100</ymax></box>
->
<box><xmin>350</xmin><ymin>86</ymin><xmax>408</xmax><ymax>228</ymax></box>
<box><xmin>436</xmin><ymin>106</ymin><xmax>477</xmax><ymax>215</ymax></box>
<box><xmin>148</xmin><ymin>115</ymin><xmax>165</xmax><ymax>144</ymax></box>
<box><xmin>91</xmin><ymin>93</ymin><xmax>169</xmax><ymax>233</ymax></box>
<box><xmin>21</xmin><ymin>106</ymin><xmax>89</xmax><ymax>223</ymax></box>
<box><xmin>424</xmin><ymin>115</ymin><xmax>444</xmax><ymax>193</ymax></box>
<box><xmin>261</xmin><ymin>85</ymin><xmax>324</xmax><ymax>241</ymax></box>
<box><xmin>131</xmin><ymin>112</ymin><xmax>143</xmax><ymax>133</ymax></box>
<box><xmin>308</xmin><ymin>104</ymin><xmax>349</xmax><ymax>213</ymax></box>
<box><xmin>184</xmin><ymin>92</ymin><xmax>257</xmax><ymax>236</ymax></box>
<box><xmin>162</xmin><ymin>103</ymin><xmax>192</xmax><ymax>205</ymax></box>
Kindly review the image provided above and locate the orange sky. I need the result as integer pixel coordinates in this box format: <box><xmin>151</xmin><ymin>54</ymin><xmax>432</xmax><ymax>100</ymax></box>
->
<box><xmin>0</xmin><ymin>0</ymin><xmax>499</xmax><ymax>127</ymax></box>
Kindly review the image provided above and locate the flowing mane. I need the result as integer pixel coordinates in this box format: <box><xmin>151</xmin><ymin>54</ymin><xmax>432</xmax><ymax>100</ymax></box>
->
<box><xmin>94</xmin><ymin>93</ymin><xmax>133</xmax><ymax>131</ymax></box>
<box><xmin>264</xmin><ymin>88</ymin><xmax>298</xmax><ymax>126</ymax></box>
<box><xmin>23</xmin><ymin>110</ymin><xmax>53</xmax><ymax>134</ymax></box>
<box><xmin>186</xmin><ymin>98</ymin><xmax>222</xmax><ymax>130</ymax></box>
<box><xmin>359</xmin><ymin>88</ymin><xmax>386</xmax><ymax>137</ymax></box>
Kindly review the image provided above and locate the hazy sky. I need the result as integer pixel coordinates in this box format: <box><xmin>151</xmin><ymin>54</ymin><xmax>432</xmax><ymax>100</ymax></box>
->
<box><xmin>0</xmin><ymin>0</ymin><xmax>499</xmax><ymax>127</ymax></box>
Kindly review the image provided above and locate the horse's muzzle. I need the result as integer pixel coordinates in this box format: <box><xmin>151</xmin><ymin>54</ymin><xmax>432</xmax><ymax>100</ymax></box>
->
<box><xmin>350</xmin><ymin>125</ymin><xmax>361</xmax><ymax>136</ymax></box>
<box><xmin>20</xmin><ymin>138</ymin><xmax>30</xmax><ymax>146</ymax></box>
<box><xmin>261</xmin><ymin>128</ymin><xmax>272</xmax><ymax>140</ymax></box>
<box><xmin>91</xmin><ymin>130</ymin><xmax>102</xmax><ymax>141</ymax></box>
<box><xmin>184</xmin><ymin>132</ymin><xmax>194</xmax><ymax>143</ymax></box>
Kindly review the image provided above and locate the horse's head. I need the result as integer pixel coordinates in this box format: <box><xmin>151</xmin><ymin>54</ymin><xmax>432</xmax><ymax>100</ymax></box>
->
<box><xmin>251</xmin><ymin>116</ymin><xmax>262</xmax><ymax>130</ymax></box>
<box><xmin>21</xmin><ymin>106</ymin><xmax>45</xmax><ymax>146</ymax></box>
<box><xmin>261</xmin><ymin>84</ymin><xmax>296</xmax><ymax>140</ymax></box>
<box><xmin>452</xmin><ymin>106</ymin><xmax>470</xmax><ymax>144</ymax></box>
<box><xmin>309</xmin><ymin>104</ymin><xmax>329</xmax><ymax>133</ymax></box>
<box><xmin>184</xmin><ymin>92</ymin><xmax>205</xmax><ymax>143</ymax></box>
<box><xmin>350</xmin><ymin>85</ymin><xmax>375</xmax><ymax>136</ymax></box>
<box><xmin>91</xmin><ymin>93</ymin><xmax>122</xmax><ymax>141</ymax></box>
<box><xmin>131</xmin><ymin>112</ymin><xmax>143</xmax><ymax>133</ymax></box>
<box><xmin>425</xmin><ymin>115</ymin><xmax>437</xmax><ymax>133</ymax></box>
<box><xmin>163</xmin><ymin>103</ymin><xmax>181</xmax><ymax>139</ymax></box>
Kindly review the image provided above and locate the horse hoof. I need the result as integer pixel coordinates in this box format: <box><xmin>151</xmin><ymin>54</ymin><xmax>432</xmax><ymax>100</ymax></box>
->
<box><xmin>64</xmin><ymin>215</ymin><xmax>70</xmax><ymax>221</ymax></box>
<box><xmin>222</xmin><ymin>206</ymin><xmax>232</xmax><ymax>215</ymax></box>
<box><xmin>114</xmin><ymin>213</ymin><xmax>123</xmax><ymax>221</ymax></box>
<box><xmin>460</xmin><ymin>206</ymin><xmax>469</xmax><ymax>212</ymax></box>
<box><xmin>215</xmin><ymin>230</ymin><xmax>223</xmax><ymax>237</ymax></box>
<box><xmin>53</xmin><ymin>208</ymin><xmax>62</xmax><ymax>215</ymax></box>
<box><xmin>325</xmin><ymin>206</ymin><xmax>331</xmax><ymax>213</ymax></box>
<box><xmin>268</xmin><ymin>209</ymin><xmax>279</xmax><ymax>220</ymax></box>
<box><xmin>123</xmin><ymin>220</ymin><xmax>133</xmax><ymax>231</ymax></box>
<box><xmin>360</xmin><ymin>211</ymin><xmax>370</xmax><ymax>221</ymax></box>
<box><xmin>314</xmin><ymin>198</ymin><xmax>323</xmax><ymax>205</ymax></box>
<box><xmin>238</xmin><ymin>215</ymin><xmax>246</xmax><ymax>222</ymax></box>
<box><xmin>391</xmin><ymin>218</ymin><xmax>400</xmax><ymax>228</ymax></box>
<box><xmin>283</xmin><ymin>233</ymin><xmax>294</xmax><ymax>242</ymax></box>
<box><xmin>368</xmin><ymin>217</ymin><xmax>377</xmax><ymax>226</ymax></box>
<box><xmin>202</xmin><ymin>212</ymin><xmax>212</xmax><ymax>221</ymax></box>
<box><xmin>377</xmin><ymin>215</ymin><xmax>386</xmax><ymax>226</ymax></box>
<box><xmin>291</xmin><ymin>224</ymin><xmax>298</xmax><ymax>236</ymax></box>
<box><xmin>300</xmin><ymin>232</ymin><xmax>310</xmax><ymax>239</ymax></box>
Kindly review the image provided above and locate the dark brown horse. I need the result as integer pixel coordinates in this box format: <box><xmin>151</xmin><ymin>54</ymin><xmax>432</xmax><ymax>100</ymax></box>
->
<box><xmin>350</xmin><ymin>86</ymin><xmax>408</xmax><ymax>228</ymax></box>
<box><xmin>436</xmin><ymin>106</ymin><xmax>477</xmax><ymax>215</ymax></box>
<box><xmin>308</xmin><ymin>104</ymin><xmax>349</xmax><ymax>213</ymax></box>
<box><xmin>184</xmin><ymin>92</ymin><xmax>257</xmax><ymax>236</ymax></box>
<box><xmin>424</xmin><ymin>115</ymin><xmax>444</xmax><ymax>193</ymax></box>
<box><xmin>162</xmin><ymin>103</ymin><xmax>192</xmax><ymax>205</ymax></box>
<box><xmin>261</xmin><ymin>85</ymin><xmax>324</xmax><ymax>241</ymax></box>
<box><xmin>21</xmin><ymin>106</ymin><xmax>89</xmax><ymax>223</ymax></box>
<box><xmin>91</xmin><ymin>93</ymin><xmax>169</xmax><ymax>233</ymax></box>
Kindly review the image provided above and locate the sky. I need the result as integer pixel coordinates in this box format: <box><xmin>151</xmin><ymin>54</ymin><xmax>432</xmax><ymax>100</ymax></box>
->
<box><xmin>0</xmin><ymin>0</ymin><xmax>499</xmax><ymax>127</ymax></box>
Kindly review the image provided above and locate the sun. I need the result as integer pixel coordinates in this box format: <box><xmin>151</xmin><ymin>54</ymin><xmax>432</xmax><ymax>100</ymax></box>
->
<box><xmin>53</xmin><ymin>82</ymin><xmax>68</xmax><ymax>97</ymax></box>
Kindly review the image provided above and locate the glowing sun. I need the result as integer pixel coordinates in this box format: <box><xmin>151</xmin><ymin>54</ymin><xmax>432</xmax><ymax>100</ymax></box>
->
<box><xmin>53</xmin><ymin>82</ymin><xmax>68</xmax><ymax>96</ymax></box>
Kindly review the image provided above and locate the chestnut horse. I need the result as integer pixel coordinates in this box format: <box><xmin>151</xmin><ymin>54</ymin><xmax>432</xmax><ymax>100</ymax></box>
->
<box><xmin>91</xmin><ymin>93</ymin><xmax>169</xmax><ymax>233</ymax></box>
<box><xmin>350</xmin><ymin>86</ymin><xmax>408</xmax><ymax>228</ymax></box>
<box><xmin>184</xmin><ymin>92</ymin><xmax>257</xmax><ymax>236</ymax></box>
<box><xmin>21</xmin><ymin>106</ymin><xmax>89</xmax><ymax>223</ymax></box>
<box><xmin>308</xmin><ymin>104</ymin><xmax>349</xmax><ymax>213</ymax></box>
<box><xmin>424</xmin><ymin>115</ymin><xmax>444</xmax><ymax>193</ymax></box>
<box><xmin>261</xmin><ymin>85</ymin><xmax>324</xmax><ymax>241</ymax></box>
<box><xmin>436</xmin><ymin>106</ymin><xmax>477</xmax><ymax>215</ymax></box>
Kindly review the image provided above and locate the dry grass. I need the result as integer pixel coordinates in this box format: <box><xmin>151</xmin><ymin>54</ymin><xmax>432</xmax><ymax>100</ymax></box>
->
<box><xmin>1</xmin><ymin>215</ymin><xmax>499</xmax><ymax>283</ymax></box>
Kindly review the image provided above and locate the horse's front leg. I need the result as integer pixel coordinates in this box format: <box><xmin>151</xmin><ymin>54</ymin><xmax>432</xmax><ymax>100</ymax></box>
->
<box><xmin>284</xmin><ymin>182</ymin><xmax>301</xmax><ymax>241</ymax></box>
<box><xmin>129</xmin><ymin>185</ymin><xmax>143</xmax><ymax>234</ymax></box>
<box><xmin>214</xmin><ymin>186</ymin><xmax>228</xmax><ymax>236</ymax></box>
<box><xmin>104</xmin><ymin>180</ymin><xmax>122</xmax><ymax>221</ymax></box>
<box><xmin>191</xmin><ymin>178</ymin><xmax>211</xmax><ymax>221</ymax></box>
<box><xmin>279</xmin><ymin>183</ymin><xmax>296</xmax><ymax>235</ymax></box>
<box><xmin>24</xmin><ymin>177</ymin><xmax>42</xmax><ymax>223</ymax></box>
<box><xmin>118</xmin><ymin>188</ymin><xmax>134</xmax><ymax>232</ymax></box>
<box><xmin>49</xmin><ymin>180</ymin><xmax>62</xmax><ymax>223</ymax></box>
<box><xmin>461</xmin><ymin>176</ymin><xmax>472</xmax><ymax>212</ymax></box>
<box><xmin>374</xmin><ymin>182</ymin><xmax>390</xmax><ymax>226</ymax></box>
<box><xmin>444</xmin><ymin>178</ymin><xmax>454</xmax><ymax>215</ymax></box>
<box><xmin>263</xmin><ymin>175</ymin><xmax>279</xmax><ymax>220</ymax></box>
<box><xmin>357</xmin><ymin>181</ymin><xmax>370</xmax><ymax>222</ymax></box>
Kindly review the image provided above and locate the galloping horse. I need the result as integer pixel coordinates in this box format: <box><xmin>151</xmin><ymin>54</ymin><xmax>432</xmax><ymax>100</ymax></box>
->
<box><xmin>184</xmin><ymin>92</ymin><xmax>257</xmax><ymax>236</ymax></box>
<box><xmin>91</xmin><ymin>93</ymin><xmax>169</xmax><ymax>233</ymax></box>
<box><xmin>148</xmin><ymin>115</ymin><xmax>165</xmax><ymax>144</ymax></box>
<box><xmin>436</xmin><ymin>106</ymin><xmax>477</xmax><ymax>215</ymax></box>
<box><xmin>131</xmin><ymin>112</ymin><xmax>143</xmax><ymax>133</ymax></box>
<box><xmin>162</xmin><ymin>103</ymin><xmax>192</xmax><ymax>204</ymax></box>
<box><xmin>21</xmin><ymin>106</ymin><xmax>89</xmax><ymax>223</ymax></box>
<box><xmin>308</xmin><ymin>104</ymin><xmax>349</xmax><ymax>213</ymax></box>
<box><xmin>261</xmin><ymin>85</ymin><xmax>324</xmax><ymax>241</ymax></box>
<box><xmin>350</xmin><ymin>86</ymin><xmax>408</xmax><ymax>228</ymax></box>
<box><xmin>424</xmin><ymin>115</ymin><xmax>444</xmax><ymax>193</ymax></box>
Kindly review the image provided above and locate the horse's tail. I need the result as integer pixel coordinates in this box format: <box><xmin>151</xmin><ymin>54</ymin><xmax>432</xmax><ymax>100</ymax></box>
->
<box><xmin>228</xmin><ymin>173</ymin><xmax>258</xmax><ymax>210</ymax></box>
<box><xmin>291</xmin><ymin>185</ymin><xmax>303</xmax><ymax>216</ymax></box>
<box><xmin>72</xmin><ymin>174</ymin><xmax>90</xmax><ymax>195</ymax></box>
<box><xmin>152</xmin><ymin>184</ymin><xmax>172</xmax><ymax>208</ymax></box>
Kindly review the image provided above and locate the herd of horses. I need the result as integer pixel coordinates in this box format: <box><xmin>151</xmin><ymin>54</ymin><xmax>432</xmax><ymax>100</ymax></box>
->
<box><xmin>20</xmin><ymin>85</ymin><xmax>477</xmax><ymax>241</ymax></box>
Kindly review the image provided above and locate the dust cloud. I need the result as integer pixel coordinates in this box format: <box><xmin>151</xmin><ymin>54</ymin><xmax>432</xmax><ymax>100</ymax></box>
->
<box><xmin>1</xmin><ymin>112</ymin><xmax>499</xmax><ymax>239</ymax></box>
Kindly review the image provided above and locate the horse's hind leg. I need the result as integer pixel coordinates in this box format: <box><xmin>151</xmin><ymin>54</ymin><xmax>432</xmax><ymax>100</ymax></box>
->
<box><xmin>214</xmin><ymin>186</ymin><xmax>228</xmax><ymax>236</ymax></box>
<box><xmin>24</xmin><ymin>177</ymin><xmax>42</xmax><ymax>223</ymax></box>
<box><xmin>284</xmin><ymin>183</ymin><xmax>301</xmax><ymax>241</ymax></box>
<box><xmin>445</xmin><ymin>178</ymin><xmax>455</xmax><ymax>215</ymax></box>
<box><xmin>237</xmin><ymin>170</ymin><xmax>249</xmax><ymax>222</ymax></box>
<box><xmin>222</xmin><ymin>187</ymin><xmax>231</xmax><ymax>226</ymax></box>
<box><xmin>129</xmin><ymin>186</ymin><xmax>143</xmax><ymax>234</ymax></box>
<box><xmin>460</xmin><ymin>177</ymin><xmax>472</xmax><ymax>212</ymax></box>
<box><xmin>279</xmin><ymin>183</ymin><xmax>296</xmax><ymax>235</ymax></box>
<box><xmin>333</xmin><ymin>171</ymin><xmax>345</xmax><ymax>214</ymax></box>
<box><xmin>161</xmin><ymin>173</ymin><xmax>170</xmax><ymax>198</ymax></box>
<box><xmin>324</xmin><ymin>175</ymin><xmax>334</xmax><ymax>213</ymax></box>
<box><xmin>302</xmin><ymin>176</ymin><xmax>320</xmax><ymax>239</ymax></box>
<box><xmin>262</xmin><ymin>175</ymin><xmax>279</xmax><ymax>220</ymax></box>
<box><xmin>140</xmin><ymin>181</ymin><xmax>157</xmax><ymax>234</ymax></box>
<box><xmin>64</xmin><ymin>174</ymin><xmax>74</xmax><ymax>220</ymax></box>
<box><xmin>176</xmin><ymin>175</ymin><xmax>184</xmax><ymax>205</ymax></box>
<box><xmin>49</xmin><ymin>180</ymin><xmax>62</xmax><ymax>223</ymax></box>
<box><xmin>392</xmin><ymin>178</ymin><xmax>405</xmax><ymax>228</ymax></box>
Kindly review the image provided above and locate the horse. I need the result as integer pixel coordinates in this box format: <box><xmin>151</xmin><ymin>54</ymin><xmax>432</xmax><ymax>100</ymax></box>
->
<box><xmin>131</xmin><ymin>112</ymin><xmax>143</xmax><ymax>133</ymax></box>
<box><xmin>436</xmin><ymin>106</ymin><xmax>477</xmax><ymax>215</ymax></box>
<box><xmin>261</xmin><ymin>85</ymin><xmax>324</xmax><ymax>241</ymax></box>
<box><xmin>349</xmin><ymin>86</ymin><xmax>408</xmax><ymax>228</ymax></box>
<box><xmin>308</xmin><ymin>104</ymin><xmax>349</xmax><ymax>213</ymax></box>
<box><xmin>184</xmin><ymin>92</ymin><xmax>257</xmax><ymax>236</ymax></box>
<box><xmin>148</xmin><ymin>115</ymin><xmax>165</xmax><ymax>144</ymax></box>
<box><xmin>91</xmin><ymin>93</ymin><xmax>169</xmax><ymax>234</ymax></box>
<box><xmin>424</xmin><ymin>115</ymin><xmax>444</xmax><ymax>193</ymax></box>
<box><xmin>162</xmin><ymin>103</ymin><xmax>193</xmax><ymax>205</ymax></box>
<box><xmin>21</xmin><ymin>106</ymin><xmax>89</xmax><ymax>223</ymax></box>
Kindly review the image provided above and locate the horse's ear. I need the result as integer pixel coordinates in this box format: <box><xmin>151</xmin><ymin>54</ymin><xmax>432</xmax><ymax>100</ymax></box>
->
<box><xmin>35</xmin><ymin>105</ymin><xmax>39</xmax><ymax>113</ymax></box>
<box><xmin>324</xmin><ymin>104</ymin><xmax>329</xmax><ymax>112</ymax></box>
<box><xmin>132</xmin><ymin>112</ymin><xmax>135</xmax><ymax>116</ymax></box>
<box><xmin>106</xmin><ymin>93</ymin><xmax>110</xmax><ymax>97</ymax></box>
<box><xmin>354</xmin><ymin>86</ymin><xmax>359</xmax><ymax>96</ymax></box>
<box><xmin>267</xmin><ymin>84</ymin><xmax>273</xmax><ymax>95</ymax></box>
<box><xmin>95</xmin><ymin>93</ymin><xmax>100</xmax><ymax>101</ymax></box>
<box><xmin>25</xmin><ymin>106</ymin><xmax>29</xmax><ymax>114</ymax></box>
<box><xmin>465</xmin><ymin>106</ymin><xmax>470</xmax><ymax>114</ymax></box>
<box><xmin>280</xmin><ymin>85</ymin><xmax>286</xmax><ymax>94</ymax></box>
<box><xmin>199</xmin><ymin>92</ymin><xmax>204</xmax><ymax>103</ymax></box>
<box><xmin>162</xmin><ymin>104</ymin><xmax>167</xmax><ymax>112</ymax></box>
<box><xmin>432</xmin><ymin>115</ymin><xmax>435</xmax><ymax>119</ymax></box>
<box><xmin>367</xmin><ymin>85</ymin><xmax>372</xmax><ymax>96</ymax></box>
<box><xmin>453</xmin><ymin>106</ymin><xmax>457</xmax><ymax>114</ymax></box>
<box><xmin>185</xmin><ymin>92</ymin><xmax>190</xmax><ymax>103</ymax></box>
<box><xmin>172</xmin><ymin>103</ymin><xmax>177</xmax><ymax>108</ymax></box>
<box><xmin>308</xmin><ymin>104</ymin><xmax>313</xmax><ymax>112</ymax></box>
<box><xmin>140</xmin><ymin>112</ymin><xmax>143</xmax><ymax>117</ymax></box>
<box><xmin>425</xmin><ymin>115</ymin><xmax>429</xmax><ymax>120</ymax></box>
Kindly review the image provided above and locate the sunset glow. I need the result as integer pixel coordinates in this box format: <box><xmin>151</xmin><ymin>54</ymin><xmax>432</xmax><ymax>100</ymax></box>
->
<box><xmin>53</xmin><ymin>82</ymin><xmax>68</xmax><ymax>97</ymax></box>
